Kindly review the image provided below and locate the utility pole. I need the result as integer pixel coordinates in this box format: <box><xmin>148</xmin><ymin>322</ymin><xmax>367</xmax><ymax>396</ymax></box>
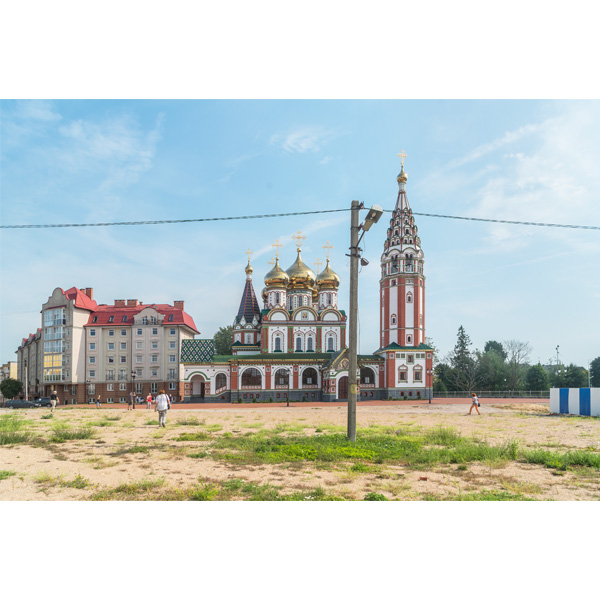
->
<box><xmin>347</xmin><ymin>200</ymin><xmax>360</xmax><ymax>443</ymax></box>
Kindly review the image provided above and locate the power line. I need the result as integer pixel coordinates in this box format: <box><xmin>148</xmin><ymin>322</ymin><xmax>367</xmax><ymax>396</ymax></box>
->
<box><xmin>0</xmin><ymin>208</ymin><xmax>351</xmax><ymax>229</ymax></box>
<box><xmin>0</xmin><ymin>207</ymin><xmax>598</xmax><ymax>230</ymax></box>
<box><xmin>395</xmin><ymin>211</ymin><xmax>600</xmax><ymax>230</ymax></box>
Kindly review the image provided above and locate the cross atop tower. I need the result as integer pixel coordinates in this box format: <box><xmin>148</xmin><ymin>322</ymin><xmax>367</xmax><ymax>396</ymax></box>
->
<box><xmin>314</xmin><ymin>258</ymin><xmax>323</xmax><ymax>271</ymax></box>
<box><xmin>245</xmin><ymin>248</ymin><xmax>253</xmax><ymax>262</ymax></box>
<box><xmin>292</xmin><ymin>231</ymin><xmax>306</xmax><ymax>248</ymax></box>
<box><xmin>397</xmin><ymin>150</ymin><xmax>407</xmax><ymax>168</ymax></box>
<box><xmin>272</xmin><ymin>238</ymin><xmax>283</xmax><ymax>258</ymax></box>
<box><xmin>323</xmin><ymin>241</ymin><xmax>334</xmax><ymax>259</ymax></box>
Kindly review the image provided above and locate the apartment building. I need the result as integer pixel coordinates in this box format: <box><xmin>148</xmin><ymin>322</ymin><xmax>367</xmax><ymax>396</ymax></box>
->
<box><xmin>0</xmin><ymin>361</ymin><xmax>18</xmax><ymax>403</ymax></box>
<box><xmin>15</xmin><ymin>287</ymin><xmax>198</xmax><ymax>404</ymax></box>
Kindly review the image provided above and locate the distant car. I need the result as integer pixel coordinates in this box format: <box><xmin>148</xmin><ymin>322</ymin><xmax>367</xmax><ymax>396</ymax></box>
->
<box><xmin>5</xmin><ymin>399</ymin><xmax>39</xmax><ymax>409</ymax></box>
<box><xmin>35</xmin><ymin>397</ymin><xmax>52</xmax><ymax>407</ymax></box>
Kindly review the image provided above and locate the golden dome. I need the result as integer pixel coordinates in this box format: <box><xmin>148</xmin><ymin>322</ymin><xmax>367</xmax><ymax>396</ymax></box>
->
<box><xmin>264</xmin><ymin>257</ymin><xmax>289</xmax><ymax>288</ymax></box>
<box><xmin>397</xmin><ymin>166</ymin><xmax>408</xmax><ymax>184</ymax></box>
<box><xmin>286</xmin><ymin>248</ymin><xmax>316</xmax><ymax>289</ymax></box>
<box><xmin>316</xmin><ymin>258</ymin><xmax>340</xmax><ymax>289</ymax></box>
<box><xmin>245</xmin><ymin>260</ymin><xmax>253</xmax><ymax>277</ymax></box>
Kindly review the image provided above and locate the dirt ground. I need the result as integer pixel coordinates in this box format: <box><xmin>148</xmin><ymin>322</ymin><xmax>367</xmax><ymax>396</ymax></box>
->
<box><xmin>1</xmin><ymin>402</ymin><xmax>599</xmax><ymax>500</ymax></box>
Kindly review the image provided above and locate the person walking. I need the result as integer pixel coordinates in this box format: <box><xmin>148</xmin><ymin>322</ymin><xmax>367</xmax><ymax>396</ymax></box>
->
<box><xmin>154</xmin><ymin>389</ymin><xmax>171</xmax><ymax>428</ymax></box>
<box><xmin>128</xmin><ymin>391</ymin><xmax>136</xmax><ymax>411</ymax></box>
<box><xmin>96</xmin><ymin>394</ymin><xmax>101</xmax><ymax>409</ymax></box>
<box><xmin>146</xmin><ymin>392</ymin><xmax>152</xmax><ymax>409</ymax></box>
<box><xmin>468</xmin><ymin>392</ymin><xmax>481</xmax><ymax>415</ymax></box>
<box><xmin>50</xmin><ymin>389</ymin><xmax>59</xmax><ymax>413</ymax></box>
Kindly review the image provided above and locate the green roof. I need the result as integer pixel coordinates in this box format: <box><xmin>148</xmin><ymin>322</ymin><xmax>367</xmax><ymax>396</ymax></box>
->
<box><xmin>375</xmin><ymin>342</ymin><xmax>433</xmax><ymax>353</ymax></box>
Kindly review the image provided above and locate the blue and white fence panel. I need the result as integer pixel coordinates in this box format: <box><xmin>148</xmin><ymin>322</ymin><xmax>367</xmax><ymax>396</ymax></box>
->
<box><xmin>550</xmin><ymin>388</ymin><xmax>600</xmax><ymax>417</ymax></box>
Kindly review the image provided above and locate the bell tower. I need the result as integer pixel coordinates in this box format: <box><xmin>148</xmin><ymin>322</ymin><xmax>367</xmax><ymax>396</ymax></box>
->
<box><xmin>380</xmin><ymin>152</ymin><xmax>426</xmax><ymax>349</ymax></box>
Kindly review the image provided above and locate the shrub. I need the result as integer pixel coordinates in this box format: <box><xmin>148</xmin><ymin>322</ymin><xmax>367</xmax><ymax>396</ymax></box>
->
<box><xmin>364</xmin><ymin>492</ymin><xmax>388</xmax><ymax>501</ymax></box>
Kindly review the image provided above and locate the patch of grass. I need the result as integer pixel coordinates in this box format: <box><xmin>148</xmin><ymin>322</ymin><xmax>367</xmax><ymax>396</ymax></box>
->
<box><xmin>499</xmin><ymin>478</ymin><xmax>542</xmax><ymax>496</ymax></box>
<box><xmin>0</xmin><ymin>470</ymin><xmax>17</xmax><ymax>480</ymax></box>
<box><xmin>41</xmin><ymin>414</ymin><xmax>54</xmax><ymax>420</ymax></box>
<box><xmin>87</xmin><ymin>420</ymin><xmax>115</xmax><ymax>427</ymax></box>
<box><xmin>145</xmin><ymin>419</ymin><xmax>159</xmax><ymax>426</ymax></box>
<box><xmin>109</xmin><ymin>445</ymin><xmax>150</xmax><ymax>456</ymax></box>
<box><xmin>453</xmin><ymin>490</ymin><xmax>536</xmax><ymax>501</ymax></box>
<box><xmin>33</xmin><ymin>472</ymin><xmax>61</xmax><ymax>486</ymax></box>
<box><xmin>104</xmin><ymin>415</ymin><xmax>121</xmax><ymax>421</ymax></box>
<box><xmin>521</xmin><ymin>447</ymin><xmax>600</xmax><ymax>471</ymax></box>
<box><xmin>240</xmin><ymin>422</ymin><xmax>265</xmax><ymax>429</ymax></box>
<box><xmin>203</xmin><ymin>424</ymin><xmax>223</xmax><ymax>432</ymax></box>
<box><xmin>188</xmin><ymin>483</ymin><xmax>220</xmax><ymax>501</ymax></box>
<box><xmin>174</xmin><ymin>432</ymin><xmax>211</xmax><ymax>442</ymax></box>
<box><xmin>49</xmin><ymin>424</ymin><xmax>94</xmax><ymax>443</ymax></box>
<box><xmin>364</xmin><ymin>492</ymin><xmax>388</xmax><ymax>501</ymax></box>
<box><xmin>90</xmin><ymin>478</ymin><xmax>166</xmax><ymax>500</ymax></box>
<box><xmin>0</xmin><ymin>431</ymin><xmax>32</xmax><ymax>445</ymax></box>
<box><xmin>175</xmin><ymin>416</ymin><xmax>202</xmax><ymax>426</ymax></box>
<box><xmin>62</xmin><ymin>474</ymin><xmax>91</xmax><ymax>489</ymax></box>
<box><xmin>188</xmin><ymin>451</ymin><xmax>209</xmax><ymax>458</ymax></box>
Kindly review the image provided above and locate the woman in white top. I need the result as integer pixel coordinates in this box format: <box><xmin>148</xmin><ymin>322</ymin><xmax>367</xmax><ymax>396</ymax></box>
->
<box><xmin>154</xmin><ymin>389</ymin><xmax>171</xmax><ymax>427</ymax></box>
<box><xmin>468</xmin><ymin>392</ymin><xmax>481</xmax><ymax>415</ymax></box>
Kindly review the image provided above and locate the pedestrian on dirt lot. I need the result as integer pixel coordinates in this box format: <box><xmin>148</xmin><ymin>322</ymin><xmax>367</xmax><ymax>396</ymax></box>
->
<box><xmin>128</xmin><ymin>391</ymin><xmax>136</xmax><ymax>411</ymax></box>
<box><xmin>154</xmin><ymin>389</ymin><xmax>171</xmax><ymax>427</ymax></box>
<box><xmin>96</xmin><ymin>394</ymin><xmax>101</xmax><ymax>408</ymax></box>
<box><xmin>50</xmin><ymin>389</ymin><xmax>59</xmax><ymax>412</ymax></box>
<box><xmin>146</xmin><ymin>393</ymin><xmax>152</xmax><ymax>409</ymax></box>
<box><xmin>468</xmin><ymin>392</ymin><xmax>481</xmax><ymax>415</ymax></box>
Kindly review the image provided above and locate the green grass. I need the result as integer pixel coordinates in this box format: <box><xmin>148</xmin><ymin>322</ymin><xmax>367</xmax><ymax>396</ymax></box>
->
<box><xmin>49</xmin><ymin>424</ymin><xmax>94</xmax><ymax>443</ymax></box>
<box><xmin>175</xmin><ymin>416</ymin><xmax>203</xmax><ymax>426</ymax></box>
<box><xmin>0</xmin><ymin>414</ymin><xmax>33</xmax><ymax>445</ymax></box>
<box><xmin>0</xmin><ymin>470</ymin><xmax>17</xmax><ymax>480</ymax></box>
<box><xmin>109</xmin><ymin>445</ymin><xmax>150</xmax><ymax>456</ymax></box>
<box><xmin>174</xmin><ymin>432</ymin><xmax>211</xmax><ymax>442</ymax></box>
<box><xmin>90</xmin><ymin>478</ymin><xmax>166</xmax><ymax>500</ymax></box>
<box><xmin>188</xmin><ymin>451</ymin><xmax>209</xmax><ymax>458</ymax></box>
<box><xmin>40</xmin><ymin>414</ymin><xmax>54</xmax><ymax>420</ymax></box>
<box><xmin>427</xmin><ymin>490</ymin><xmax>536</xmax><ymax>501</ymax></box>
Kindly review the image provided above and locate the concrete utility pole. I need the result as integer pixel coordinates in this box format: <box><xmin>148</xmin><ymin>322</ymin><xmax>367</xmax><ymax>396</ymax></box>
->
<box><xmin>348</xmin><ymin>200</ymin><xmax>360</xmax><ymax>443</ymax></box>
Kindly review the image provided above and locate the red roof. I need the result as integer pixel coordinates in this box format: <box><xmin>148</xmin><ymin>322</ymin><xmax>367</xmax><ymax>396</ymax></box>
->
<box><xmin>63</xmin><ymin>287</ymin><xmax>98</xmax><ymax>311</ymax></box>
<box><xmin>84</xmin><ymin>303</ymin><xmax>199</xmax><ymax>333</ymax></box>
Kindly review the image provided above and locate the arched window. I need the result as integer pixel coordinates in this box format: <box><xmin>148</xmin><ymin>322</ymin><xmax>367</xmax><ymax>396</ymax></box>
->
<box><xmin>327</xmin><ymin>337</ymin><xmax>335</xmax><ymax>352</ymax></box>
<box><xmin>327</xmin><ymin>293</ymin><xmax>332</xmax><ymax>305</ymax></box>
<box><xmin>296</xmin><ymin>337</ymin><xmax>302</xmax><ymax>352</ymax></box>
<box><xmin>391</xmin><ymin>256</ymin><xmax>398</xmax><ymax>273</ymax></box>
<box><xmin>298</xmin><ymin>296</ymin><xmax>303</xmax><ymax>307</ymax></box>
<box><xmin>275</xmin><ymin>292</ymin><xmax>280</xmax><ymax>305</ymax></box>
<box><xmin>360</xmin><ymin>367</ymin><xmax>375</xmax><ymax>385</ymax></box>
<box><xmin>302</xmin><ymin>367</ymin><xmax>318</xmax><ymax>386</ymax></box>
<box><xmin>307</xmin><ymin>337</ymin><xmax>314</xmax><ymax>352</ymax></box>
<box><xmin>274</xmin><ymin>336</ymin><xmax>282</xmax><ymax>352</ymax></box>
<box><xmin>216</xmin><ymin>373</ymin><xmax>227</xmax><ymax>390</ymax></box>
<box><xmin>398</xmin><ymin>366</ymin><xmax>408</xmax><ymax>382</ymax></box>
<box><xmin>391</xmin><ymin>314</ymin><xmax>396</xmax><ymax>325</ymax></box>
<box><xmin>413</xmin><ymin>367</ymin><xmax>423</xmax><ymax>382</ymax></box>
<box><xmin>407</xmin><ymin>293</ymin><xmax>413</xmax><ymax>303</ymax></box>
<box><xmin>274</xmin><ymin>369</ymin><xmax>289</xmax><ymax>386</ymax></box>
<box><xmin>241</xmin><ymin>368</ymin><xmax>261</xmax><ymax>387</ymax></box>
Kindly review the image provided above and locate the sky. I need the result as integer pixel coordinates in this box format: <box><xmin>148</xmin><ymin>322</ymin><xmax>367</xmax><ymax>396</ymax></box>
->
<box><xmin>1</xmin><ymin>99</ymin><xmax>599</xmax><ymax>368</ymax></box>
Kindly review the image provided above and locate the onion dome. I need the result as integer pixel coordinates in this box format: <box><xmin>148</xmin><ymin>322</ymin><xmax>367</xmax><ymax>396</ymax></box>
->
<box><xmin>245</xmin><ymin>260</ymin><xmax>253</xmax><ymax>278</ymax></box>
<box><xmin>396</xmin><ymin>165</ymin><xmax>408</xmax><ymax>184</ymax></box>
<box><xmin>316</xmin><ymin>258</ymin><xmax>340</xmax><ymax>289</ymax></box>
<box><xmin>286</xmin><ymin>248</ymin><xmax>316</xmax><ymax>290</ymax></box>
<box><xmin>264</xmin><ymin>257</ymin><xmax>290</xmax><ymax>288</ymax></box>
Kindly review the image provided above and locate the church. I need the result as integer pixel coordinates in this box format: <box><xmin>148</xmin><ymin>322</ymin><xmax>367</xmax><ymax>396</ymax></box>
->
<box><xmin>181</xmin><ymin>159</ymin><xmax>434</xmax><ymax>402</ymax></box>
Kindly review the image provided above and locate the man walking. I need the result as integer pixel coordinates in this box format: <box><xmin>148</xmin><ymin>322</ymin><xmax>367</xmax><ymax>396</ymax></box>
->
<box><xmin>128</xmin><ymin>390</ymin><xmax>136</xmax><ymax>411</ymax></box>
<box><xmin>50</xmin><ymin>389</ymin><xmax>59</xmax><ymax>413</ymax></box>
<box><xmin>154</xmin><ymin>389</ymin><xmax>171</xmax><ymax>427</ymax></box>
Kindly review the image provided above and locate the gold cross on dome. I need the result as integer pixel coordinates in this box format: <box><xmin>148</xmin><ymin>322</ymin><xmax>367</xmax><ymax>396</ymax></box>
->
<box><xmin>323</xmin><ymin>241</ymin><xmax>334</xmax><ymax>259</ymax></box>
<box><xmin>272</xmin><ymin>238</ymin><xmax>283</xmax><ymax>258</ymax></box>
<box><xmin>397</xmin><ymin>150</ymin><xmax>407</xmax><ymax>168</ymax></box>
<box><xmin>314</xmin><ymin>258</ymin><xmax>323</xmax><ymax>271</ymax></box>
<box><xmin>245</xmin><ymin>248</ymin><xmax>253</xmax><ymax>262</ymax></box>
<box><xmin>291</xmin><ymin>230</ymin><xmax>306</xmax><ymax>248</ymax></box>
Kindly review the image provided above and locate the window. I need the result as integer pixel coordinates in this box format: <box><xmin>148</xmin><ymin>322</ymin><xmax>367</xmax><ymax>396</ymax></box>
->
<box><xmin>275</xmin><ymin>292</ymin><xmax>280</xmax><ymax>304</ymax></box>
<box><xmin>90</xmin><ymin>329</ymin><xmax>96</xmax><ymax>336</ymax></box>
<box><xmin>327</xmin><ymin>337</ymin><xmax>334</xmax><ymax>352</ymax></box>
<box><xmin>151</xmin><ymin>355</ymin><xmax>158</xmax><ymax>363</ymax></box>
<box><xmin>169</xmin><ymin>341</ymin><xmax>176</xmax><ymax>350</ymax></box>
<box><xmin>170</xmin><ymin>328</ymin><xmax>176</xmax><ymax>336</ymax></box>
<box><xmin>274</xmin><ymin>337</ymin><xmax>282</xmax><ymax>352</ymax></box>
<box><xmin>414</xmin><ymin>370</ymin><xmax>422</xmax><ymax>382</ymax></box>
<box><xmin>122</xmin><ymin>316</ymin><xmax>127</xmax><ymax>323</ymax></box>
<box><xmin>407</xmin><ymin>335</ymin><xmax>413</xmax><ymax>344</ymax></box>
<box><xmin>275</xmin><ymin>369</ymin><xmax>289</xmax><ymax>386</ymax></box>
<box><xmin>89</xmin><ymin>342</ymin><xmax>96</xmax><ymax>350</ymax></box>
<box><xmin>121</xmin><ymin>329</ymin><xmax>127</xmax><ymax>336</ymax></box>
<box><xmin>169</xmin><ymin>382</ymin><xmax>177</xmax><ymax>390</ymax></box>
<box><xmin>92</xmin><ymin>316</ymin><xmax>98</xmax><ymax>323</ymax></box>
<box><xmin>135</xmin><ymin>382</ymin><xmax>142</xmax><ymax>392</ymax></box>
<box><xmin>327</xmin><ymin>293</ymin><xmax>332</xmax><ymax>305</ymax></box>
<box><xmin>119</xmin><ymin>356</ymin><xmax>126</xmax><ymax>364</ymax></box>
<box><xmin>119</xmin><ymin>370</ymin><xmax>127</xmax><ymax>381</ymax></box>
<box><xmin>152</xmin><ymin>328</ymin><xmax>158</xmax><ymax>336</ymax></box>
<box><xmin>89</xmin><ymin>370</ymin><xmax>96</xmax><ymax>378</ymax></box>
<box><xmin>298</xmin><ymin>296</ymin><xmax>303</xmax><ymax>307</ymax></box>
<box><xmin>119</xmin><ymin>383</ymin><xmax>127</xmax><ymax>391</ymax></box>
<box><xmin>108</xmin><ymin>356</ymin><xmax>115</xmax><ymax>364</ymax></box>
<box><xmin>151</xmin><ymin>383</ymin><xmax>158</xmax><ymax>394</ymax></box>
<box><xmin>399</xmin><ymin>368</ymin><xmax>408</xmax><ymax>382</ymax></box>
<box><xmin>108</xmin><ymin>342</ymin><xmax>115</xmax><ymax>350</ymax></box>
<box><xmin>407</xmin><ymin>354</ymin><xmax>414</xmax><ymax>364</ymax></box>
<box><xmin>136</xmin><ymin>328</ymin><xmax>142</xmax><ymax>336</ymax></box>
<box><xmin>89</xmin><ymin>356</ymin><xmax>96</xmax><ymax>364</ymax></box>
<box><xmin>407</xmin><ymin>293</ymin><xmax>413</xmax><ymax>303</ymax></box>
<box><xmin>108</xmin><ymin>330</ymin><xmax>115</xmax><ymax>337</ymax></box>
<box><xmin>360</xmin><ymin>367</ymin><xmax>375</xmax><ymax>385</ymax></box>
<box><xmin>241</xmin><ymin>368</ymin><xmax>262</xmax><ymax>387</ymax></box>
<box><xmin>295</xmin><ymin>338</ymin><xmax>302</xmax><ymax>352</ymax></box>
<box><xmin>168</xmin><ymin>368</ymin><xmax>177</xmax><ymax>380</ymax></box>
<box><xmin>151</xmin><ymin>369</ymin><xmax>158</xmax><ymax>377</ymax></box>
<box><xmin>106</xmin><ymin>398</ymin><xmax>114</xmax><ymax>404</ymax></box>
<box><xmin>302</xmin><ymin>368</ymin><xmax>318</xmax><ymax>386</ymax></box>
<box><xmin>307</xmin><ymin>337</ymin><xmax>314</xmax><ymax>352</ymax></box>
<box><xmin>168</xmin><ymin>314</ymin><xmax>174</xmax><ymax>322</ymax></box>
<box><xmin>136</xmin><ymin>342</ymin><xmax>143</xmax><ymax>350</ymax></box>
<box><xmin>107</xmin><ymin>383</ymin><xmax>114</xmax><ymax>391</ymax></box>
<box><xmin>120</xmin><ymin>343</ymin><xmax>127</xmax><ymax>350</ymax></box>
<box><xmin>391</xmin><ymin>315</ymin><xmax>396</xmax><ymax>325</ymax></box>
<box><xmin>108</xmin><ymin>316</ymin><xmax>114</xmax><ymax>323</ymax></box>
<box><xmin>216</xmin><ymin>373</ymin><xmax>227</xmax><ymax>389</ymax></box>
<box><xmin>151</xmin><ymin>341</ymin><xmax>158</xmax><ymax>349</ymax></box>
<box><xmin>119</xmin><ymin>397</ymin><xmax>127</xmax><ymax>403</ymax></box>
<box><xmin>169</xmin><ymin>355</ymin><xmax>176</xmax><ymax>363</ymax></box>
<box><xmin>106</xmin><ymin>370</ymin><xmax>115</xmax><ymax>381</ymax></box>
<box><xmin>136</xmin><ymin>355</ymin><xmax>143</xmax><ymax>363</ymax></box>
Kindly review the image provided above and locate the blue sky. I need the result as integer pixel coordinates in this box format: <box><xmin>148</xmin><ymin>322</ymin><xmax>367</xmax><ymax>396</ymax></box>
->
<box><xmin>1</xmin><ymin>99</ymin><xmax>599</xmax><ymax>368</ymax></box>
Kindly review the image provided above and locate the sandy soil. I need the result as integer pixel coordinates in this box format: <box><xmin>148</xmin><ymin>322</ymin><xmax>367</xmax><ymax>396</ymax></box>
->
<box><xmin>1</xmin><ymin>402</ymin><xmax>599</xmax><ymax>501</ymax></box>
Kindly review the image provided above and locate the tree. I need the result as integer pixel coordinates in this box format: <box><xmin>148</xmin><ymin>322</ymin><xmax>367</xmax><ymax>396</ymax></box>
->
<box><xmin>424</xmin><ymin>336</ymin><xmax>439</xmax><ymax>366</ymax></box>
<box><xmin>526</xmin><ymin>364</ymin><xmax>550</xmax><ymax>391</ymax></box>
<box><xmin>433</xmin><ymin>363</ymin><xmax>453</xmax><ymax>392</ymax></box>
<box><xmin>504</xmin><ymin>339</ymin><xmax>532</xmax><ymax>391</ymax></box>
<box><xmin>563</xmin><ymin>364</ymin><xmax>589</xmax><ymax>388</ymax></box>
<box><xmin>0</xmin><ymin>378</ymin><xmax>23</xmax><ymax>401</ymax></box>
<box><xmin>213</xmin><ymin>325</ymin><xmax>233</xmax><ymax>355</ymax></box>
<box><xmin>484</xmin><ymin>340</ymin><xmax>507</xmax><ymax>361</ymax></box>
<box><xmin>590</xmin><ymin>357</ymin><xmax>600</xmax><ymax>387</ymax></box>
<box><xmin>477</xmin><ymin>349</ymin><xmax>509</xmax><ymax>391</ymax></box>
<box><xmin>446</xmin><ymin>326</ymin><xmax>481</xmax><ymax>391</ymax></box>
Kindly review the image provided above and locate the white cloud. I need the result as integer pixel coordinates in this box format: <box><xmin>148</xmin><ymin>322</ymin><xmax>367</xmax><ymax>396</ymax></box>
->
<box><xmin>320</xmin><ymin>155</ymin><xmax>334</xmax><ymax>165</ymax></box>
<box><xmin>270</xmin><ymin>126</ymin><xmax>338</xmax><ymax>153</ymax></box>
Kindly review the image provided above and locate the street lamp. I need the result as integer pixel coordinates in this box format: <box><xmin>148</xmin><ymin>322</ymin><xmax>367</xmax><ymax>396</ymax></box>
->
<box><xmin>347</xmin><ymin>200</ymin><xmax>383</xmax><ymax>442</ymax></box>
<box><xmin>131</xmin><ymin>370</ymin><xmax>136</xmax><ymax>409</ymax></box>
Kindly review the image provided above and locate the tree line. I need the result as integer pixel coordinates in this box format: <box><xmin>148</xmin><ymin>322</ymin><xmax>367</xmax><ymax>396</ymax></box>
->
<box><xmin>433</xmin><ymin>326</ymin><xmax>600</xmax><ymax>393</ymax></box>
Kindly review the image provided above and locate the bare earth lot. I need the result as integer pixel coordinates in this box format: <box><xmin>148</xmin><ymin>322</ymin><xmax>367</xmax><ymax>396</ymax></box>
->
<box><xmin>1</xmin><ymin>402</ymin><xmax>599</xmax><ymax>501</ymax></box>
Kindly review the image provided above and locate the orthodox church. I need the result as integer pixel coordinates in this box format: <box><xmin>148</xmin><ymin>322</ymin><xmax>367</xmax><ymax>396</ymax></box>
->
<box><xmin>181</xmin><ymin>158</ymin><xmax>434</xmax><ymax>402</ymax></box>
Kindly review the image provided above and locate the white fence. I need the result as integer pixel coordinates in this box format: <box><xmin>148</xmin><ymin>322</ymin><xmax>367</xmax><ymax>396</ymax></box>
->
<box><xmin>549</xmin><ymin>388</ymin><xmax>600</xmax><ymax>417</ymax></box>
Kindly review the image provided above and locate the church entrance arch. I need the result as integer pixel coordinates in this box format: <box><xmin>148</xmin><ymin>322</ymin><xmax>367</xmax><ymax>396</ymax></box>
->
<box><xmin>191</xmin><ymin>374</ymin><xmax>206</xmax><ymax>399</ymax></box>
<box><xmin>338</xmin><ymin>376</ymin><xmax>348</xmax><ymax>400</ymax></box>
